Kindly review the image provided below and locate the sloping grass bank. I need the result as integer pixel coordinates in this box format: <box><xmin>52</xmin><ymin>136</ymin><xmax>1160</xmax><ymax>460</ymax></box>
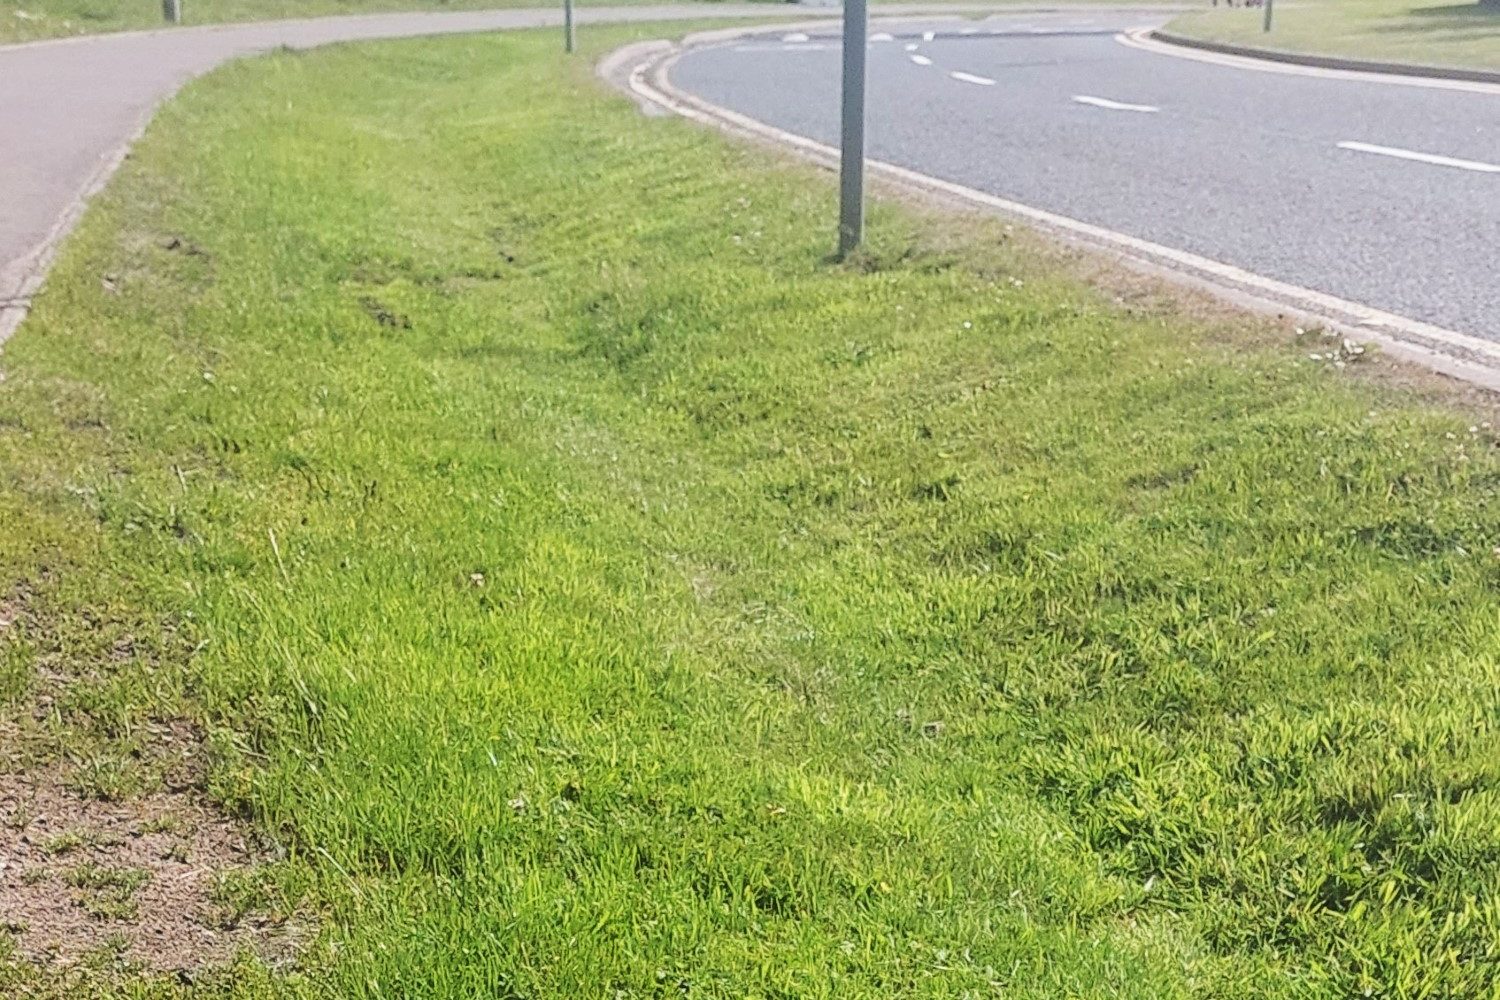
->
<box><xmin>2</xmin><ymin>24</ymin><xmax>1499</xmax><ymax>999</ymax></box>
<box><xmin>1165</xmin><ymin>0</ymin><xmax>1500</xmax><ymax>73</ymax></box>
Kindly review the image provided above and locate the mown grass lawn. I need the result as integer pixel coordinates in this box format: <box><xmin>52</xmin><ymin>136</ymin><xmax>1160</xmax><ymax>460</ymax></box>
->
<box><xmin>2</xmin><ymin>22</ymin><xmax>1499</xmax><ymax>1000</ymax></box>
<box><xmin>1165</xmin><ymin>0</ymin><xmax>1500</xmax><ymax>72</ymax></box>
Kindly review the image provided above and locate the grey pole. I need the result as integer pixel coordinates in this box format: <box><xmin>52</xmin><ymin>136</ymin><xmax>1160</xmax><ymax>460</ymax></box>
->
<box><xmin>837</xmin><ymin>0</ymin><xmax>868</xmax><ymax>258</ymax></box>
<box><xmin>1262</xmin><ymin>0</ymin><xmax>1273</xmax><ymax>32</ymax></box>
<box><xmin>564</xmin><ymin>0</ymin><xmax>575</xmax><ymax>53</ymax></box>
<box><xmin>163</xmin><ymin>0</ymin><xmax>181</xmax><ymax>24</ymax></box>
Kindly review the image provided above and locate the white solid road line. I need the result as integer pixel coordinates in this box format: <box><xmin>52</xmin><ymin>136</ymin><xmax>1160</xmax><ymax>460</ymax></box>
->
<box><xmin>950</xmin><ymin>70</ymin><xmax>996</xmax><ymax>86</ymax></box>
<box><xmin>1337</xmin><ymin>140</ymin><xmax>1500</xmax><ymax>174</ymax></box>
<box><xmin>911</xmin><ymin>54</ymin><xmax>933</xmax><ymax>66</ymax></box>
<box><xmin>1073</xmin><ymin>94</ymin><xmax>1159</xmax><ymax>113</ymax></box>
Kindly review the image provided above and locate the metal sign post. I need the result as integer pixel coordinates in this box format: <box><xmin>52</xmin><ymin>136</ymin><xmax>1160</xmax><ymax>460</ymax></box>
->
<box><xmin>1263</xmin><ymin>0</ymin><xmax>1274</xmax><ymax>33</ymax></box>
<box><xmin>837</xmin><ymin>0</ymin><xmax>868</xmax><ymax>258</ymax></box>
<box><xmin>163</xmin><ymin>0</ymin><xmax>181</xmax><ymax>24</ymax></box>
<box><xmin>564</xmin><ymin>0</ymin><xmax>575</xmax><ymax>53</ymax></box>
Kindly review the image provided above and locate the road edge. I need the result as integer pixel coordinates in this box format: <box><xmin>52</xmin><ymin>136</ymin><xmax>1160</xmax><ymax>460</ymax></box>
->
<box><xmin>0</xmin><ymin>103</ymin><xmax>165</xmax><ymax>347</ymax></box>
<box><xmin>600</xmin><ymin>26</ymin><xmax>1500</xmax><ymax>393</ymax></box>
<box><xmin>1146</xmin><ymin>28</ymin><xmax>1500</xmax><ymax>86</ymax></box>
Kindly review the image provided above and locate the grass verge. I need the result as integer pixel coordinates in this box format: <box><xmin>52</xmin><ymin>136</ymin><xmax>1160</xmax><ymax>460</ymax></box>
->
<box><xmin>0</xmin><ymin>0</ymin><xmax>771</xmax><ymax>45</ymax></box>
<box><xmin>1164</xmin><ymin>0</ymin><xmax>1500</xmax><ymax>72</ymax></box>
<box><xmin>0</xmin><ymin>0</ymin><xmax>1076</xmax><ymax>46</ymax></box>
<box><xmin>2</xmin><ymin>20</ymin><xmax>1500</xmax><ymax>999</ymax></box>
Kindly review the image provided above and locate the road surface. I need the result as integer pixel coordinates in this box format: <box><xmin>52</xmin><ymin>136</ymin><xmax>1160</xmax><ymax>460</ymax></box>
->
<box><xmin>669</xmin><ymin>11</ymin><xmax>1500</xmax><ymax>341</ymax></box>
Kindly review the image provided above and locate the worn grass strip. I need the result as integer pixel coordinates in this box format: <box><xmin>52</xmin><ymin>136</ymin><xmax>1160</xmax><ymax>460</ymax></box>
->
<box><xmin>0</xmin><ymin>23</ymin><xmax>1498</xmax><ymax>999</ymax></box>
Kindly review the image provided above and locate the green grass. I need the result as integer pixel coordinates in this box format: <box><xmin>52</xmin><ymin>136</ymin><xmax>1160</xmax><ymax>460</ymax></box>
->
<box><xmin>3</xmin><ymin>21</ymin><xmax>1500</xmax><ymax>1000</ymax></box>
<box><xmin>64</xmin><ymin>864</ymin><xmax>152</xmax><ymax>921</ymax></box>
<box><xmin>1165</xmin><ymin>0</ymin><xmax>1500</xmax><ymax>72</ymax></box>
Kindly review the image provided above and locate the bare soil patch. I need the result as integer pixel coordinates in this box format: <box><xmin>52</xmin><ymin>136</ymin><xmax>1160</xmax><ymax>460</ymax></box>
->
<box><xmin>0</xmin><ymin>771</ymin><xmax>295</xmax><ymax>973</ymax></box>
<box><xmin>0</xmin><ymin>584</ymin><xmax>301</xmax><ymax>978</ymax></box>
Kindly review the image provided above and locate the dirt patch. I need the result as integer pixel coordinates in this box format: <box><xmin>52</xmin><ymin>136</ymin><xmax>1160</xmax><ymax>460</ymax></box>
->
<box><xmin>0</xmin><ymin>582</ymin><xmax>303</xmax><ymax>979</ymax></box>
<box><xmin>0</xmin><ymin>597</ymin><xmax>19</xmax><ymax>634</ymax></box>
<box><xmin>0</xmin><ymin>771</ymin><xmax>295</xmax><ymax>973</ymax></box>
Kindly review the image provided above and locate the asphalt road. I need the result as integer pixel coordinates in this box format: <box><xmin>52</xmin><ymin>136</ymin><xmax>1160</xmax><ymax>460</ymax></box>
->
<box><xmin>670</xmin><ymin>11</ymin><xmax>1500</xmax><ymax>341</ymax></box>
<box><xmin>0</xmin><ymin>3</ymin><xmax>796</xmax><ymax>337</ymax></box>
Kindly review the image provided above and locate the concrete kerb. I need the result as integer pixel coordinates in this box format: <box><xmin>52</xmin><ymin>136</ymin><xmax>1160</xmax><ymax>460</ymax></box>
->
<box><xmin>1120</xmin><ymin>28</ymin><xmax>1500</xmax><ymax>95</ymax></box>
<box><xmin>0</xmin><ymin>104</ymin><xmax>165</xmax><ymax>347</ymax></box>
<box><xmin>1148</xmin><ymin>28</ymin><xmax>1500</xmax><ymax>87</ymax></box>
<box><xmin>603</xmin><ymin>24</ymin><xmax>1500</xmax><ymax>393</ymax></box>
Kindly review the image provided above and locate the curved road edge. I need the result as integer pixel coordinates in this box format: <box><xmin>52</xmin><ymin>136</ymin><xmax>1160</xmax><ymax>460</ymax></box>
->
<box><xmin>601</xmin><ymin>26</ymin><xmax>1500</xmax><ymax>392</ymax></box>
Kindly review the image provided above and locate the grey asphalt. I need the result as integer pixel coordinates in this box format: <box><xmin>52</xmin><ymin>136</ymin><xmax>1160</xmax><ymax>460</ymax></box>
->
<box><xmin>0</xmin><ymin>3</ymin><xmax>796</xmax><ymax>335</ymax></box>
<box><xmin>670</xmin><ymin>11</ymin><xmax>1500</xmax><ymax>340</ymax></box>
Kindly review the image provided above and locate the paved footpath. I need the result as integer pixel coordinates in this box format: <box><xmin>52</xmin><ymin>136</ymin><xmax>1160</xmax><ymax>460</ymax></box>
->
<box><xmin>0</xmin><ymin>3</ymin><xmax>805</xmax><ymax>338</ymax></box>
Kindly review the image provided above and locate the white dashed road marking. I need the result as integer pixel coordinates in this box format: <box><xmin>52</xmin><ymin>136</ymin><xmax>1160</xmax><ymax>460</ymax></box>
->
<box><xmin>922</xmin><ymin>30</ymin><xmax>935</xmax><ymax>41</ymax></box>
<box><xmin>732</xmin><ymin>42</ymin><xmax>830</xmax><ymax>52</ymax></box>
<box><xmin>1072</xmin><ymin>94</ymin><xmax>1159</xmax><ymax>113</ymax></box>
<box><xmin>782</xmin><ymin>32</ymin><xmax>808</xmax><ymax>42</ymax></box>
<box><xmin>950</xmin><ymin>71</ymin><xmax>996</xmax><ymax>86</ymax></box>
<box><xmin>870</xmin><ymin>31</ymin><xmax>894</xmax><ymax>42</ymax></box>
<box><xmin>1337</xmin><ymin>141</ymin><xmax>1500</xmax><ymax>174</ymax></box>
<box><xmin>904</xmin><ymin>42</ymin><xmax>919</xmax><ymax>51</ymax></box>
<box><xmin>911</xmin><ymin>54</ymin><xmax>933</xmax><ymax>66</ymax></box>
